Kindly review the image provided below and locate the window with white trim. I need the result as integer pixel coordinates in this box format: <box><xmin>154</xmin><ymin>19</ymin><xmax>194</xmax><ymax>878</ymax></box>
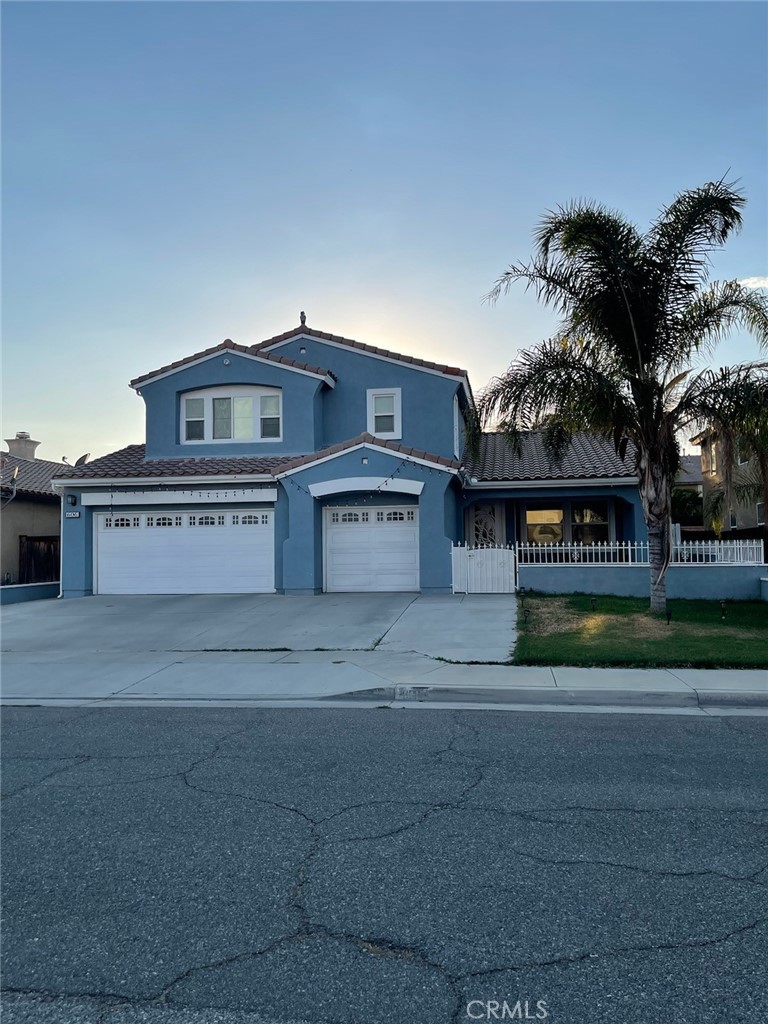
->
<box><xmin>182</xmin><ymin>386</ymin><xmax>282</xmax><ymax>443</ymax></box>
<box><xmin>367</xmin><ymin>388</ymin><xmax>402</xmax><ymax>440</ymax></box>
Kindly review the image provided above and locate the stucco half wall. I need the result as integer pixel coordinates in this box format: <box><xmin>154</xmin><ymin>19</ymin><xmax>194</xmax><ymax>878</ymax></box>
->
<box><xmin>518</xmin><ymin>564</ymin><xmax>766</xmax><ymax>600</ymax></box>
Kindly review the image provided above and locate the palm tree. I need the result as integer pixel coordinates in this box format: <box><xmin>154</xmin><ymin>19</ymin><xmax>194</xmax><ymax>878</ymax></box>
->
<box><xmin>480</xmin><ymin>180</ymin><xmax>768</xmax><ymax>612</ymax></box>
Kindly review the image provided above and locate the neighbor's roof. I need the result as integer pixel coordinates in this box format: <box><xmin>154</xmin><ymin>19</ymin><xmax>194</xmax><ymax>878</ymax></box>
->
<box><xmin>0</xmin><ymin>453</ymin><xmax>62</xmax><ymax>497</ymax></box>
<box><xmin>676</xmin><ymin>454</ymin><xmax>703</xmax><ymax>486</ymax></box>
<box><xmin>251</xmin><ymin>325</ymin><xmax>470</xmax><ymax>380</ymax></box>
<box><xmin>52</xmin><ymin>445</ymin><xmax>287</xmax><ymax>481</ymax></box>
<box><xmin>464</xmin><ymin>432</ymin><xmax>636</xmax><ymax>482</ymax></box>
<box><xmin>129</xmin><ymin>338</ymin><xmax>336</xmax><ymax>388</ymax></box>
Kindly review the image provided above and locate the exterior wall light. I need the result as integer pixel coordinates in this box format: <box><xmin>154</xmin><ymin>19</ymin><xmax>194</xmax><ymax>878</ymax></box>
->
<box><xmin>66</xmin><ymin>495</ymin><xmax>77</xmax><ymax>506</ymax></box>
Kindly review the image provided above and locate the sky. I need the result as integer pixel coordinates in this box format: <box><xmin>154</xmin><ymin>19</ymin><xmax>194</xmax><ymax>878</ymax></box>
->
<box><xmin>2</xmin><ymin>0</ymin><xmax>767</xmax><ymax>463</ymax></box>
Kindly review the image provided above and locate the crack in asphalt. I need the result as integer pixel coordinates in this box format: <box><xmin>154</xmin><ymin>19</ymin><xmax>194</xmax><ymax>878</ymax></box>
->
<box><xmin>0</xmin><ymin>755</ymin><xmax>93</xmax><ymax>799</ymax></box>
<box><xmin>4</xmin><ymin>713</ymin><xmax>768</xmax><ymax>1024</ymax></box>
<box><xmin>461</xmin><ymin>914</ymin><xmax>768</xmax><ymax>982</ymax></box>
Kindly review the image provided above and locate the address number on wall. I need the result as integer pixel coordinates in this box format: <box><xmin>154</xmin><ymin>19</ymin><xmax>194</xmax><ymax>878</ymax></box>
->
<box><xmin>65</xmin><ymin>511</ymin><xmax>81</xmax><ymax>518</ymax></box>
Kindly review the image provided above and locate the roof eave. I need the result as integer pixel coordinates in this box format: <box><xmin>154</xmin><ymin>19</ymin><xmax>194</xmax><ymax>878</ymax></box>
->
<box><xmin>466</xmin><ymin>476</ymin><xmax>638</xmax><ymax>489</ymax></box>
<box><xmin>51</xmin><ymin>473</ymin><xmax>277</xmax><ymax>490</ymax></box>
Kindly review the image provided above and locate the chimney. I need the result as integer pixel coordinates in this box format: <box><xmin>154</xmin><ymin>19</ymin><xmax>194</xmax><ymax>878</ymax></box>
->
<box><xmin>5</xmin><ymin>431</ymin><xmax>41</xmax><ymax>460</ymax></box>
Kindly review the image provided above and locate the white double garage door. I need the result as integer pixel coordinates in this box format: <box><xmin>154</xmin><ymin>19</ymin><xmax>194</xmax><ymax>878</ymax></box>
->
<box><xmin>95</xmin><ymin>506</ymin><xmax>419</xmax><ymax>594</ymax></box>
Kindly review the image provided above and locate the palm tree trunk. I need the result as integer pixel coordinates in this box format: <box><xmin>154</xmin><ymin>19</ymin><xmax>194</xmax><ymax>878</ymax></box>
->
<box><xmin>647</xmin><ymin>518</ymin><xmax>668</xmax><ymax>614</ymax></box>
<box><xmin>638</xmin><ymin>451</ymin><xmax>672</xmax><ymax>614</ymax></box>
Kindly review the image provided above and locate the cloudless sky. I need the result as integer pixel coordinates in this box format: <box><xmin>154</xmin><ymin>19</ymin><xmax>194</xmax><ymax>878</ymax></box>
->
<box><xmin>2</xmin><ymin>1</ymin><xmax>766</xmax><ymax>462</ymax></box>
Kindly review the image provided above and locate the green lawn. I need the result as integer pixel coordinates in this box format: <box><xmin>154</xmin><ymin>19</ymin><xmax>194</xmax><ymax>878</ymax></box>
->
<box><xmin>513</xmin><ymin>593</ymin><xmax>768</xmax><ymax>668</ymax></box>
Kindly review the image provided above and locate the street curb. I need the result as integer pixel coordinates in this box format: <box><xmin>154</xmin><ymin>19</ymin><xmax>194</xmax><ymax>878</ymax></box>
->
<box><xmin>694</xmin><ymin>690</ymin><xmax>768</xmax><ymax>708</ymax></box>
<box><xmin>327</xmin><ymin>684</ymin><xmax>767</xmax><ymax>710</ymax></box>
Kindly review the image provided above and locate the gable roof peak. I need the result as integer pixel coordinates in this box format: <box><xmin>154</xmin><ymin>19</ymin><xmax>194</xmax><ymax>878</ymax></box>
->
<box><xmin>250</xmin><ymin>323</ymin><xmax>472</xmax><ymax>385</ymax></box>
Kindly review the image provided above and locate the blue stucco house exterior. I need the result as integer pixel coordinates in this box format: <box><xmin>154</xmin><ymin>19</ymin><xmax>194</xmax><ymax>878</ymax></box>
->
<box><xmin>52</xmin><ymin>320</ymin><xmax>646</xmax><ymax>598</ymax></box>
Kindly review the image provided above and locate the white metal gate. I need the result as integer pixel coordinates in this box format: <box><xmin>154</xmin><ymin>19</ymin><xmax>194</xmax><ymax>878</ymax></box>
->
<box><xmin>452</xmin><ymin>544</ymin><xmax>517</xmax><ymax>594</ymax></box>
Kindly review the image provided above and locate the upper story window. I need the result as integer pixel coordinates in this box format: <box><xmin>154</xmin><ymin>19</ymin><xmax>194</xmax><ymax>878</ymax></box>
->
<box><xmin>709</xmin><ymin>441</ymin><xmax>718</xmax><ymax>474</ymax></box>
<box><xmin>182</xmin><ymin>386</ymin><xmax>282</xmax><ymax>444</ymax></box>
<box><xmin>367</xmin><ymin>388</ymin><xmax>402</xmax><ymax>440</ymax></box>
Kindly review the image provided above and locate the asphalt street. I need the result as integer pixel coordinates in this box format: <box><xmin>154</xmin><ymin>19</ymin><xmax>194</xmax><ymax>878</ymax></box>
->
<box><xmin>2</xmin><ymin>707</ymin><xmax>767</xmax><ymax>1024</ymax></box>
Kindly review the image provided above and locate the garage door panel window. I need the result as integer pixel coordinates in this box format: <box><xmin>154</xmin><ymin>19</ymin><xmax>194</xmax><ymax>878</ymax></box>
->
<box><xmin>189</xmin><ymin>514</ymin><xmax>226</xmax><ymax>527</ymax></box>
<box><xmin>106</xmin><ymin>516</ymin><xmax>141</xmax><ymax>529</ymax></box>
<box><xmin>376</xmin><ymin>510</ymin><xmax>415</xmax><ymax>523</ymax></box>
<box><xmin>182</xmin><ymin>388</ymin><xmax>281</xmax><ymax>444</ymax></box>
<box><xmin>147</xmin><ymin>515</ymin><xmax>182</xmax><ymax>528</ymax></box>
<box><xmin>232</xmin><ymin>513</ymin><xmax>270</xmax><ymax>525</ymax></box>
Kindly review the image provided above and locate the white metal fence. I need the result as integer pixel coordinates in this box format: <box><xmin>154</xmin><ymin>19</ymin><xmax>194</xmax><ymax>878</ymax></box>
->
<box><xmin>451</xmin><ymin>539</ymin><xmax>764</xmax><ymax>594</ymax></box>
<box><xmin>515</xmin><ymin>539</ymin><xmax>764</xmax><ymax>566</ymax></box>
<box><xmin>452</xmin><ymin>544</ymin><xmax>517</xmax><ymax>594</ymax></box>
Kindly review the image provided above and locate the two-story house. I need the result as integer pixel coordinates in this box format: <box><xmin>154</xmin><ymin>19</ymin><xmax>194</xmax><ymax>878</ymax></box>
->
<box><xmin>693</xmin><ymin>429</ymin><xmax>766</xmax><ymax>531</ymax></box>
<box><xmin>53</xmin><ymin>319</ymin><xmax>646</xmax><ymax>597</ymax></box>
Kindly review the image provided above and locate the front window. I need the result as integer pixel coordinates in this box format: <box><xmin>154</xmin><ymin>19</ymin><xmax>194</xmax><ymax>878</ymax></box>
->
<box><xmin>367</xmin><ymin>389</ymin><xmax>402</xmax><ymax>439</ymax></box>
<box><xmin>182</xmin><ymin>387</ymin><xmax>281</xmax><ymax>443</ymax></box>
<box><xmin>526</xmin><ymin>509</ymin><xmax>564</xmax><ymax>544</ymax></box>
<box><xmin>710</xmin><ymin>441</ymin><xmax>718</xmax><ymax>474</ymax></box>
<box><xmin>571</xmin><ymin>502</ymin><xmax>610</xmax><ymax>545</ymax></box>
<box><xmin>757</xmin><ymin>502</ymin><xmax>765</xmax><ymax>526</ymax></box>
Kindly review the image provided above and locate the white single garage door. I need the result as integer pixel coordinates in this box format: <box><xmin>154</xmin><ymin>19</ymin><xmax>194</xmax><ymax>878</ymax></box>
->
<box><xmin>324</xmin><ymin>506</ymin><xmax>419</xmax><ymax>592</ymax></box>
<box><xmin>96</xmin><ymin>510</ymin><xmax>275</xmax><ymax>594</ymax></box>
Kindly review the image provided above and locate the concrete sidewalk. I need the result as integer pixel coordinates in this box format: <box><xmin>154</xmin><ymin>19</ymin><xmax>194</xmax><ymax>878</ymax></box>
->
<box><xmin>2</xmin><ymin>649</ymin><xmax>765</xmax><ymax>714</ymax></box>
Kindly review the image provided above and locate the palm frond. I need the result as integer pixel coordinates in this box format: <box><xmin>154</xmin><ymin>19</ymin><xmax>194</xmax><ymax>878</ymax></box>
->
<box><xmin>675</xmin><ymin>281</ymin><xmax>768</xmax><ymax>358</ymax></box>
<box><xmin>477</xmin><ymin>340</ymin><xmax>637</xmax><ymax>458</ymax></box>
<box><xmin>647</xmin><ymin>178</ymin><xmax>745</xmax><ymax>274</ymax></box>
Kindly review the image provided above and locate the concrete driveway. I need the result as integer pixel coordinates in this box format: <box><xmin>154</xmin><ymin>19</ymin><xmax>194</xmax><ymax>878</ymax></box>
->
<box><xmin>1</xmin><ymin>593</ymin><xmax>519</xmax><ymax>704</ymax></box>
<box><xmin>1</xmin><ymin>593</ymin><xmax>516</xmax><ymax>659</ymax></box>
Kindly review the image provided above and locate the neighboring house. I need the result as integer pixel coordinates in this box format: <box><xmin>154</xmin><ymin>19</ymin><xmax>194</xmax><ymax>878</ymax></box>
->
<box><xmin>1</xmin><ymin>433</ymin><xmax>62</xmax><ymax>585</ymax></box>
<box><xmin>672</xmin><ymin>454</ymin><xmax>704</xmax><ymax>531</ymax></box>
<box><xmin>693</xmin><ymin>430</ymin><xmax>765</xmax><ymax>530</ymax></box>
<box><xmin>53</xmin><ymin>319</ymin><xmax>645</xmax><ymax>597</ymax></box>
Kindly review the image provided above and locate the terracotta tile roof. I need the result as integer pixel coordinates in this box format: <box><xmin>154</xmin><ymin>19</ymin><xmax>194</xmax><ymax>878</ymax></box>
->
<box><xmin>51</xmin><ymin>436</ymin><xmax>460</xmax><ymax>484</ymax></box>
<box><xmin>251</xmin><ymin>326</ymin><xmax>470</xmax><ymax>379</ymax></box>
<box><xmin>0</xmin><ymin>454</ymin><xmax>62</xmax><ymax>497</ymax></box>
<box><xmin>130</xmin><ymin>339</ymin><xmax>336</xmax><ymax>388</ymax></box>
<box><xmin>52</xmin><ymin>444</ymin><xmax>285</xmax><ymax>481</ymax></box>
<box><xmin>276</xmin><ymin>434</ymin><xmax>461</xmax><ymax>475</ymax></box>
<box><xmin>464</xmin><ymin>432</ymin><xmax>637</xmax><ymax>482</ymax></box>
